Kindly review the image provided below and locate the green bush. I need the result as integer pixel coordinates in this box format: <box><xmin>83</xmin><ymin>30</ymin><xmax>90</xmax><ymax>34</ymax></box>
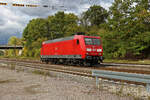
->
<box><xmin>0</xmin><ymin>51</ymin><xmax>4</xmax><ymax>56</ymax></box>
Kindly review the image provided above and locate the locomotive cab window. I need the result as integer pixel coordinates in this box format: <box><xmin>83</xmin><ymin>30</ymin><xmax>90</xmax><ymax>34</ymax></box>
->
<box><xmin>84</xmin><ymin>38</ymin><xmax>93</xmax><ymax>45</ymax></box>
<box><xmin>84</xmin><ymin>38</ymin><xmax>100</xmax><ymax>45</ymax></box>
<box><xmin>93</xmin><ymin>38</ymin><xmax>100</xmax><ymax>45</ymax></box>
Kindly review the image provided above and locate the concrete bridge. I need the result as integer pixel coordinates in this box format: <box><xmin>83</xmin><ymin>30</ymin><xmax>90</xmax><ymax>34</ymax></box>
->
<box><xmin>0</xmin><ymin>45</ymin><xmax>23</xmax><ymax>49</ymax></box>
<box><xmin>0</xmin><ymin>45</ymin><xmax>23</xmax><ymax>55</ymax></box>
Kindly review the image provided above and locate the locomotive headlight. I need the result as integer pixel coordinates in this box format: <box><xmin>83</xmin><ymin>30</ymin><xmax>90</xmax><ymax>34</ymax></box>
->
<box><xmin>86</xmin><ymin>48</ymin><xmax>92</xmax><ymax>52</ymax></box>
<box><xmin>97</xmin><ymin>49</ymin><xmax>102</xmax><ymax>52</ymax></box>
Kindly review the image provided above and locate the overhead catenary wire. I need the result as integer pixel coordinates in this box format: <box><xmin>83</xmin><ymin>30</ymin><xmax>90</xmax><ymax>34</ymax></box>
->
<box><xmin>0</xmin><ymin>0</ymin><xmax>114</xmax><ymax>9</ymax></box>
<box><xmin>0</xmin><ymin>2</ymin><xmax>69</xmax><ymax>10</ymax></box>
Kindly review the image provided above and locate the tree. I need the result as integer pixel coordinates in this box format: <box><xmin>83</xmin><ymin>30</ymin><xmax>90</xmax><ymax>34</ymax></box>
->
<box><xmin>0</xmin><ymin>50</ymin><xmax>4</xmax><ymax>56</ymax></box>
<box><xmin>80</xmin><ymin>5</ymin><xmax>108</xmax><ymax>27</ymax></box>
<box><xmin>6</xmin><ymin>36</ymin><xmax>22</xmax><ymax>56</ymax></box>
<box><xmin>22</xmin><ymin>11</ymin><xmax>81</xmax><ymax>57</ymax></box>
<box><xmin>104</xmin><ymin>0</ymin><xmax>150</xmax><ymax>58</ymax></box>
<box><xmin>23</xmin><ymin>18</ymin><xmax>48</xmax><ymax>46</ymax></box>
<box><xmin>48</xmin><ymin>12</ymin><xmax>81</xmax><ymax>38</ymax></box>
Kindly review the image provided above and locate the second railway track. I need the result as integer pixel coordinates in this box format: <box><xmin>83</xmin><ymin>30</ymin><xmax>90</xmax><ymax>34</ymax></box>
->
<box><xmin>0</xmin><ymin>58</ymin><xmax>150</xmax><ymax>85</ymax></box>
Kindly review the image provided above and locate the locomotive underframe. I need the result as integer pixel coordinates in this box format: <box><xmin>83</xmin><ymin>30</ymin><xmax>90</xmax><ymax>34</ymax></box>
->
<box><xmin>41</xmin><ymin>55</ymin><xmax>103</xmax><ymax>66</ymax></box>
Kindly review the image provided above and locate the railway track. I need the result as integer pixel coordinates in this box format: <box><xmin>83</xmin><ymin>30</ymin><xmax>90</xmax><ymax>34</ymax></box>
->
<box><xmin>1</xmin><ymin>58</ymin><xmax>150</xmax><ymax>68</ymax></box>
<box><xmin>0</xmin><ymin>58</ymin><xmax>150</xmax><ymax>86</ymax></box>
<box><xmin>0</xmin><ymin>58</ymin><xmax>150</xmax><ymax>75</ymax></box>
<box><xmin>1</xmin><ymin>58</ymin><xmax>150</xmax><ymax>67</ymax></box>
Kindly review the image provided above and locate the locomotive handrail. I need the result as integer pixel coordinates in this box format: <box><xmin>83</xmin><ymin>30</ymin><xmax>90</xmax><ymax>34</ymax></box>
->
<box><xmin>92</xmin><ymin>70</ymin><xmax>150</xmax><ymax>92</ymax></box>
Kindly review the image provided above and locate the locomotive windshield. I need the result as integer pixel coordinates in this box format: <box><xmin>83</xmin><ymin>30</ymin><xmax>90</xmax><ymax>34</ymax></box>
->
<box><xmin>84</xmin><ymin>38</ymin><xmax>100</xmax><ymax>45</ymax></box>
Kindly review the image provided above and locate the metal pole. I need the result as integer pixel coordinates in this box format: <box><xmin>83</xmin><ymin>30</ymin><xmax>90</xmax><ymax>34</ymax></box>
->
<box><xmin>96</xmin><ymin>76</ymin><xmax>99</xmax><ymax>88</ymax></box>
<box><xmin>146</xmin><ymin>83</ymin><xmax>150</xmax><ymax>92</ymax></box>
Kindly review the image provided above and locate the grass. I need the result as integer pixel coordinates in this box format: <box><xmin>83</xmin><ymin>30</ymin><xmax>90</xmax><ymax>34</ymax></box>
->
<box><xmin>116</xmin><ymin>83</ymin><xmax>124</xmax><ymax>96</ymax></box>
<box><xmin>10</xmin><ymin>64</ymin><xmax>16</xmax><ymax>70</ymax></box>
<box><xmin>104</xmin><ymin>59</ymin><xmax>150</xmax><ymax>65</ymax></box>
<box><xmin>32</xmin><ymin>70</ymin><xmax>46</xmax><ymax>75</ymax></box>
<box><xmin>16</xmin><ymin>67</ymin><xmax>24</xmax><ymax>73</ymax></box>
<box><xmin>148</xmin><ymin>96</ymin><xmax>150</xmax><ymax>100</ymax></box>
<box><xmin>0</xmin><ymin>79</ymin><xmax>13</xmax><ymax>84</ymax></box>
<box><xmin>24</xmin><ymin>84</ymin><xmax>41</xmax><ymax>94</ymax></box>
<box><xmin>0</xmin><ymin>79</ymin><xmax>19</xmax><ymax>84</ymax></box>
<box><xmin>32</xmin><ymin>70</ymin><xmax>50</xmax><ymax>80</ymax></box>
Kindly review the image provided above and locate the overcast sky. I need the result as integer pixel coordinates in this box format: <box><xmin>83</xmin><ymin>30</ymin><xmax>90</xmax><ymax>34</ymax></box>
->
<box><xmin>0</xmin><ymin>0</ymin><xmax>113</xmax><ymax>44</ymax></box>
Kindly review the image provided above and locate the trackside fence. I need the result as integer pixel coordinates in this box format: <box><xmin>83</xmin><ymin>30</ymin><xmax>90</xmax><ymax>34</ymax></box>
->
<box><xmin>92</xmin><ymin>70</ymin><xmax>150</xmax><ymax>92</ymax></box>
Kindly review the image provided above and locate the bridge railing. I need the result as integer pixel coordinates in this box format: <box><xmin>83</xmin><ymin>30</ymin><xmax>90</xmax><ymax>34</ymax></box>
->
<box><xmin>92</xmin><ymin>70</ymin><xmax>150</xmax><ymax>92</ymax></box>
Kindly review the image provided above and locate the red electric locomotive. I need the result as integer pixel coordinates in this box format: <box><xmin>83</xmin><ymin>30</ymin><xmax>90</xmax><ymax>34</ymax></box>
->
<box><xmin>40</xmin><ymin>35</ymin><xmax>103</xmax><ymax>66</ymax></box>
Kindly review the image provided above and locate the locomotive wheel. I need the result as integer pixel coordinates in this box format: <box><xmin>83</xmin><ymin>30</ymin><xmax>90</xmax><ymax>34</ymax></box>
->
<box><xmin>54</xmin><ymin>59</ymin><xmax>58</xmax><ymax>64</ymax></box>
<box><xmin>51</xmin><ymin>59</ymin><xmax>57</xmax><ymax>64</ymax></box>
<box><xmin>63</xmin><ymin>59</ymin><xmax>68</xmax><ymax>65</ymax></box>
<box><xmin>84</xmin><ymin>62</ymin><xmax>92</xmax><ymax>67</ymax></box>
<box><xmin>45</xmin><ymin>60</ymin><xmax>49</xmax><ymax>64</ymax></box>
<box><xmin>83</xmin><ymin>60</ymin><xmax>93</xmax><ymax>67</ymax></box>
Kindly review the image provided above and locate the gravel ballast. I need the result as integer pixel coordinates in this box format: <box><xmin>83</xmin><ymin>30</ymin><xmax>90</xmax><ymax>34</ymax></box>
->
<box><xmin>0</xmin><ymin>67</ymin><xmax>134</xmax><ymax>100</ymax></box>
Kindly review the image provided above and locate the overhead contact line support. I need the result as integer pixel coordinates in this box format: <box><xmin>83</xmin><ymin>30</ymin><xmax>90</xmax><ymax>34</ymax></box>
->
<box><xmin>0</xmin><ymin>2</ymin><xmax>7</xmax><ymax>5</ymax></box>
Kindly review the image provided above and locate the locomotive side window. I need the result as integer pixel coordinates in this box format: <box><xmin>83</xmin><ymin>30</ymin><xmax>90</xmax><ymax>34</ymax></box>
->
<box><xmin>84</xmin><ymin>38</ymin><xmax>100</xmax><ymax>45</ymax></box>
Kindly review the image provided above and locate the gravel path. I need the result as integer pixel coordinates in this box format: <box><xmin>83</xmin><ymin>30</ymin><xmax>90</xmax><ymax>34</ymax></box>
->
<box><xmin>0</xmin><ymin>67</ymin><xmax>133</xmax><ymax>100</ymax></box>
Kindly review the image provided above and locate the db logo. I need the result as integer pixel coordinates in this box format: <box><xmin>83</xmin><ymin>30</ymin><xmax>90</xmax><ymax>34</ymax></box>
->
<box><xmin>93</xmin><ymin>49</ymin><xmax>96</xmax><ymax>51</ymax></box>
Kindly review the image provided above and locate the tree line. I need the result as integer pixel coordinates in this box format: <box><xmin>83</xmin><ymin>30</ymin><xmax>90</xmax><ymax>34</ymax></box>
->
<box><xmin>5</xmin><ymin>0</ymin><xmax>150</xmax><ymax>59</ymax></box>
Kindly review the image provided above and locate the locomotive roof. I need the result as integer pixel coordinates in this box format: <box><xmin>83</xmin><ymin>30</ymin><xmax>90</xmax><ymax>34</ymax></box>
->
<box><xmin>44</xmin><ymin>36</ymin><xmax>75</xmax><ymax>44</ymax></box>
